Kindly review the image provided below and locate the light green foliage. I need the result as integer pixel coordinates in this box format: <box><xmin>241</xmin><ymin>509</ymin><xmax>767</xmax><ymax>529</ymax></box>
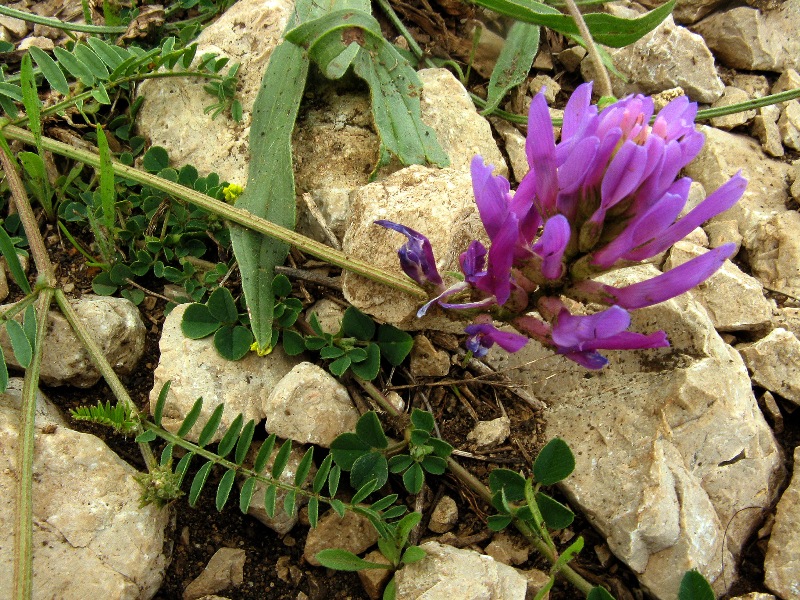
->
<box><xmin>70</xmin><ymin>399</ymin><xmax>139</xmax><ymax>434</ymax></box>
<box><xmin>481</xmin><ymin>22</ymin><xmax>540</xmax><ymax>116</ymax></box>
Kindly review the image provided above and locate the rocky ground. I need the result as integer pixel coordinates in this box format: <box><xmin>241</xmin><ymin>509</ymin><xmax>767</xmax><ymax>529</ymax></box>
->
<box><xmin>2</xmin><ymin>0</ymin><xmax>800</xmax><ymax>599</ymax></box>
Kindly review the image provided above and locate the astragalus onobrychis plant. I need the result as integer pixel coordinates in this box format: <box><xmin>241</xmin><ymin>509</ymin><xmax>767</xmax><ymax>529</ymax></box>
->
<box><xmin>379</xmin><ymin>82</ymin><xmax>747</xmax><ymax>368</ymax></box>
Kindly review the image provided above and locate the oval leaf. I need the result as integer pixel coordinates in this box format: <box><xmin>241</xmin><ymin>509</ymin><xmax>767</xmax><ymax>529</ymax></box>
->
<box><xmin>356</xmin><ymin>411</ymin><xmax>388</xmax><ymax>449</ymax></box>
<box><xmin>213</xmin><ymin>325</ymin><xmax>254</xmax><ymax>361</ymax></box>
<box><xmin>351</xmin><ymin>451</ymin><xmax>388</xmax><ymax>491</ymax></box>
<box><xmin>181</xmin><ymin>303</ymin><xmax>220</xmax><ymax>339</ymax></box>
<box><xmin>678</xmin><ymin>570</ymin><xmax>715</xmax><ymax>600</ymax></box>
<box><xmin>535</xmin><ymin>492</ymin><xmax>574</xmax><ymax>530</ymax></box>
<box><xmin>533</xmin><ymin>437</ymin><xmax>575</xmax><ymax>486</ymax></box>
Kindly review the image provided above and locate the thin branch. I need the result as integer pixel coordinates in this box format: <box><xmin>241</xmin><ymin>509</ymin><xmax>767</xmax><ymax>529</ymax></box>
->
<box><xmin>562</xmin><ymin>0</ymin><xmax>612</xmax><ymax>98</ymax></box>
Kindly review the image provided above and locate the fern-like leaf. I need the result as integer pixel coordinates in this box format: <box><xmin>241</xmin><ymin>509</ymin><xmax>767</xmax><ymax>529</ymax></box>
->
<box><xmin>216</xmin><ymin>469</ymin><xmax>236</xmax><ymax>511</ymax></box>
<box><xmin>234</xmin><ymin>419</ymin><xmax>256</xmax><ymax>465</ymax></box>
<box><xmin>240</xmin><ymin>477</ymin><xmax>256</xmax><ymax>513</ymax></box>
<box><xmin>189</xmin><ymin>460</ymin><xmax>213</xmax><ymax>506</ymax></box>
<box><xmin>70</xmin><ymin>400</ymin><xmax>138</xmax><ymax>434</ymax></box>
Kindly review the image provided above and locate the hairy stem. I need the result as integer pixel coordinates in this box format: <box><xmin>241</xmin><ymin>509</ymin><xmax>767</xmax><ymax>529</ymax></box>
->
<box><xmin>562</xmin><ymin>0</ymin><xmax>612</xmax><ymax>98</ymax></box>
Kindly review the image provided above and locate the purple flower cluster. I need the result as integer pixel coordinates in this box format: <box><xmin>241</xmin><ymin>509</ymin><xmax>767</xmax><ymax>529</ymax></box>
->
<box><xmin>378</xmin><ymin>82</ymin><xmax>746</xmax><ymax>368</ymax></box>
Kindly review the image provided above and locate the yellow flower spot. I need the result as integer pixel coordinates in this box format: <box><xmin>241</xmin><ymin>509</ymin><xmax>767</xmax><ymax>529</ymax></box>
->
<box><xmin>250</xmin><ymin>341</ymin><xmax>273</xmax><ymax>356</ymax></box>
<box><xmin>223</xmin><ymin>183</ymin><xmax>244</xmax><ymax>204</ymax></box>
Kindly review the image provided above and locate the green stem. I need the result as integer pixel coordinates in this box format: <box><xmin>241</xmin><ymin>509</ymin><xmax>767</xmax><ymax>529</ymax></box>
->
<box><xmin>53</xmin><ymin>289</ymin><xmax>157</xmax><ymax>471</ymax></box>
<box><xmin>0</xmin><ymin>125</ymin><xmax>426</xmax><ymax>299</ymax></box>
<box><xmin>13</xmin><ymin>287</ymin><xmax>52</xmax><ymax>600</ymax></box>
<box><xmin>695</xmin><ymin>87</ymin><xmax>800</xmax><ymax>120</ymax></box>
<box><xmin>0</xmin><ymin>4</ymin><xmax>128</xmax><ymax>34</ymax></box>
<box><xmin>562</xmin><ymin>0</ymin><xmax>612</xmax><ymax>99</ymax></box>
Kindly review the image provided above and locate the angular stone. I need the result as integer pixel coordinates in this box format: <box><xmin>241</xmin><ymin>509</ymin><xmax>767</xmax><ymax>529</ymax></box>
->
<box><xmin>683</xmin><ymin>126</ymin><xmax>791</xmax><ymax>244</ymax></box>
<box><xmin>243</xmin><ymin>440</ymin><xmax>313</xmax><ymax>535</ymax></box>
<box><xmin>745</xmin><ymin>210</ymin><xmax>800</xmax><ymax>298</ymax></box>
<box><xmin>490</xmin><ymin>118</ymin><xmax>528</xmax><ymax>183</ymax></box>
<box><xmin>150</xmin><ymin>303</ymin><xmax>298</xmax><ymax>442</ymax></box>
<box><xmin>752</xmin><ymin>115</ymin><xmax>784</xmax><ymax>157</ymax></box>
<box><xmin>410</xmin><ymin>334</ymin><xmax>450</xmax><ymax>377</ymax></box>
<box><xmin>764</xmin><ymin>448</ymin><xmax>800</xmax><ymax>600</ymax></box>
<box><xmin>487</xmin><ymin>265</ymin><xmax>784</xmax><ymax>599</ymax></box>
<box><xmin>0</xmin><ymin>382</ymin><xmax>170</xmax><ymax>599</ymax></box>
<box><xmin>771</xmin><ymin>69</ymin><xmax>800</xmax><ymax>109</ymax></box>
<box><xmin>704</xmin><ymin>220</ymin><xmax>743</xmax><ymax>253</ymax></box>
<box><xmin>342</xmin><ymin>165</ymin><xmax>485</xmax><ymax>331</ymax></box>
<box><xmin>303</xmin><ymin>510</ymin><xmax>379</xmax><ymax>566</ymax></box>
<box><xmin>778</xmin><ymin>101</ymin><xmax>800</xmax><ymax>150</ymax></box>
<box><xmin>591</xmin><ymin>15</ymin><xmax>723</xmax><ymax>103</ymax></box>
<box><xmin>664</xmin><ymin>241</ymin><xmax>773</xmax><ymax>331</ymax></box>
<box><xmin>693</xmin><ymin>3</ymin><xmax>800</xmax><ymax>72</ymax></box>
<box><xmin>305</xmin><ymin>299</ymin><xmax>346</xmax><ymax>336</ymax></box>
<box><xmin>183</xmin><ymin>548</ymin><xmax>246</xmax><ymax>600</ymax></box>
<box><xmin>428</xmin><ymin>495</ymin><xmax>458</xmax><ymax>534</ymax></box>
<box><xmin>0</xmin><ymin>295</ymin><xmax>145</xmax><ymax>388</ymax></box>
<box><xmin>466</xmin><ymin>417</ymin><xmax>510</xmax><ymax>449</ymax></box>
<box><xmin>264</xmin><ymin>362</ymin><xmax>358</xmax><ymax>447</ymax></box>
<box><xmin>358</xmin><ymin>550</ymin><xmax>392</xmax><ymax>600</ymax></box>
<box><xmin>638</xmin><ymin>0</ymin><xmax>727</xmax><ymax>24</ymax></box>
<box><xmin>484</xmin><ymin>533</ymin><xmax>529</xmax><ymax>566</ymax></box>
<box><xmin>738</xmin><ymin>328</ymin><xmax>800</xmax><ymax>406</ymax></box>
<box><xmin>710</xmin><ymin>87</ymin><xmax>755</xmax><ymax>130</ymax></box>
<box><xmin>395</xmin><ymin>541</ymin><xmax>527</xmax><ymax>600</ymax></box>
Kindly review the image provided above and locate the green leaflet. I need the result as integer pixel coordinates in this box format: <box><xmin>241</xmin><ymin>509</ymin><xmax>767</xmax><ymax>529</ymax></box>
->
<box><xmin>229</xmin><ymin>41</ymin><xmax>308</xmax><ymax>352</ymax></box>
<box><xmin>468</xmin><ymin>0</ymin><xmax>676</xmax><ymax>48</ymax></box>
<box><xmin>482</xmin><ymin>21</ymin><xmax>540</xmax><ymax>116</ymax></box>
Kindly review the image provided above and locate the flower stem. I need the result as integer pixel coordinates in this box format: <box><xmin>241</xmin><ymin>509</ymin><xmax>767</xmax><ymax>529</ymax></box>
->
<box><xmin>0</xmin><ymin>4</ymin><xmax>128</xmax><ymax>34</ymax></box>
<box><xmin>562</xmin><ymin>0</ymin><xmax>612</xmax><ymax>98</ymax></box>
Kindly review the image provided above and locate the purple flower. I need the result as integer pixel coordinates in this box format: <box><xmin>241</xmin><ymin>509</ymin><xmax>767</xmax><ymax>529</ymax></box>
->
<box><xmin>532</xmin><ymin>215</ymin><xmax>570</xmax><ymax>280</ymax></box>
<box><xmin>375</xmin><ymin>221</ymin><xmax>443</xmax><ymax>290</ymax></box>
<box><xmin>464</xmin><ymin>323</ymin><xmax>528</xmax><ymax>358</ymax></box>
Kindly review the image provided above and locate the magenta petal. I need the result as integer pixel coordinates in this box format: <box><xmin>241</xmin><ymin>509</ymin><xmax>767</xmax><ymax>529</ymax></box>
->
<box><xmin>557</xmin><ymin>136</ymin><xmax>599</xmax><ymax>194</ymax></box>
<box><xmin>533</xmin><ymin>215</ymin><xmax>570</xmax><ymax>279</ymax></box>
<box><xmin>526</xmin><ymin>92</ymin><xmax>558</xmax><ymax>213</ymax></box>
<box><xmin>601</xmin><ymin>141</ymin><xmax>650</xmax><ymax>209</ymax></box>
<box><xmin>376</xmin><ymin>220</ymin><xmax>443</xmax><ymax>288</ymax></box>
<box><xmin>471</xmin><ymin>156</ymin><xmax>509</xmax><ymax>240</ymax></box>
<box><xmin>561</xmin><ymin>82</ymin><xmax>595</xmax><ymax>142</ymax></box>
<box><xmin>602</xmin><ymin>243</ymin><xmax>737</xmax><ymax>309</ymax></box>
<box><xmin>624</xmin><ymin>173</ymin><xmax>747</xmax><ymax>261</ymax></box>
<box><xmin>552</xmin><ymin>305</ymin><xmax>630</xmax><ymax>349</ymax></box>
<box><xmin>464</xmin><ymin>323</ymin><xmax>528</xmax><ymax>357</ymax></box>
<box><xmin>460</xmin><ymin>240</ymin><xmax>487</xmax><ymax>283</ymax></box>
<box><xmin>563</xmin><ymin>351</ymin><xmax>609</xmax><ymax>369</ymax></box>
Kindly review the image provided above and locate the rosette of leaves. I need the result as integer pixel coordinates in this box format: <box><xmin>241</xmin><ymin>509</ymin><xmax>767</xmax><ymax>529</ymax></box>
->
<box><xmin>282</xmin><ymin>306</ymin><xmax>412</xmax><ymax>381</ymax></box>
<box><xmin>330</xmin><ymin>409</ymin><xmax>452</xmax><ymax>495</ymax></box>
<box><xmin>181</xmin><ymin>286</ymin><xmax>253</xmax><ymax>360</ymax></box>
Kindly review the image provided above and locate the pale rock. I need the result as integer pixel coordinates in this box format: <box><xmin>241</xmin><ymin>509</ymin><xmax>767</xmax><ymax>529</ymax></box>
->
<box><xmin>773</xmin><ymin>307</ymin><xmax>800</xmax><ymax>340</ymax></box>
<box><xmin>487</xmin><ymin>265</ymin><xmax>784</xmax><ymax>599</ymax></box>
<box><xmin>729</xmin><ymin>594</ymin><xmax>777</xmax><ymax>600</ymax></box>
<box><xmin>18</xmin><ymin>36</ymin><xmax>54</xmax><ymax>51</ymax></box>
<box><xmin>745</xmin><ymin>210</ymin><xmax>800</xmax><ymax>298</ymax></box>
<box><xmin>638</xmin><ymin>0</ymin><xmax>726</xmax><ymax>24</ymax></box>
<box><xmin>682</xmin><ymin>180</ymin><xmax>706</xmax><ymax>215</ymax></box>
<box><xmin>752</xmin><ymin>115</ymin><xmax>784</xmax><ymax>157</ymax></box>
<box><xmin>490</xmin><ymin>118</ymin><xmax>528</xmax><ymax>183</ymax></box>
<box><xmin>792</xmin><ymin>161</ymin><xmax>800</xmax><ymax>202</ymax></box>
<box><xmin>0</xmin><ymin>382</ymin><xmax>170</xmax><ymax>599</ymax></box>
<box><xmin>778</xmin><ymin>101</ymin><xmax>800</xmax><ymax>150</ymax></box>
<box><xmin>264</xmin><ymin>362</ymin><xmax>358</xmax><ymax>447</ymax></box>
<box><xmin>528</xmin><ymin>75</ymin><xmax>559</xmax><ymax>104</ymax></box>
<box><xmin>183</xmin><ymin>548</ymin><xmax>246</xmax><ymax>600</ymax></box>
<box><xmin>764</xmin><ymin>446</ymin><xmax>800</xmax><ymax>600</ymax></box>
<box><xmin>683</xmin><ymin>126</ymin><xmax>791</xmax><ymax>243</ymax></box>
<box><xmin>532</xmin><ymin>48</ymin><xmax>553</xmax><ymax>71</ymax></box>
<box><xmin>342</xmin><ymin>165</ymin><xmax>485</xmax><ymax>331</ymax></box>
<box><xmin>758</xmin><ymin>391</ymin><xmax>784</xmax><ymax>435</ymax></box>
<box><xmin>484</xmin><ymin>533</ymin><xmax>529</xmax><ymax>566</ymax></box>
<box><xmin>417</xmin><ymin>68</ymin><xmax>507</xmax><ymax>175</ymax></box>
<box><xmin>428</xmin><ymin>495</ymin><xmax>458</xmax><ymax>533</ymax></box>
<box><xmin>681</xmin><ymin>227</ymin><xmax>708</xmax><ymax>247</ymax></box>
<box><xmin>650</xmin><ymin>87</ymin><xmax>685</xmax><ymax>112</ymax></box>
<box><xmin>136</xmin><ymin>0</ymin><xmax>295</xmax><ymax>183</ymax></box>
<box><xmin>0</xmin><ymin>268</ymin><xmax>8</xmax><ymax>302</ymax></box>
<box><xmin>150</xmin><ymin>303</ymin><xmax>298</xmax><ymax>442</ymax></box>
<box><xmin>464</xmin><ymin>23</ymin><xmax>504</xmax><ymax>78</ymax></box>
<box><xmin>710</xmin><ymin>87</ymin><xmax>755</xmax><ymax>130</ymax></box>
<box><xmin>771</xmin><ymin>69</ymin><xmax>800</xmax><ymax>112</ymax></box>
<box><xmin>395</xmin><ymin>541</ymin><xmax>527</xmax><ymax>600</ymax></box>
<box><xmin>693</xmin><ymin>3</ymin><xmax>800</xmax><ymax>72</ymax></box>
<box><xmin>732</xmin><ymin>74</ymin><xmax>770</xmax><ymax>99</ymax></box>
<box><xmin>664</xmin><ymin>241</ymin><xmax>772</xmax><ymax>331</ymax></box>
<box><xmin>303</xmin><ymin>510</ymin><xmax>379</xmax><ymax>566</ymax></box>
<box><xmin>358</xmin><ymin>550</ymin><xmax>392</xmax><ymax>600</ymax></box>
<box><xmin>587</xmin><ymin>15</ymin><xmax>723</xmax><ymax>103</ymax></box>
<box><xmin>243</xmin><ymin>440</ymin><xmax>313</xmax><ymax>534</ymax></box>
<box><xmin>521</xmin><ymin>568</ymin><xmax>551</xmax><ymax>600</ymax></box>
<box><xmin>557</xmin><ymin>46</ymin><xmax>586</xmax><ymax>72</ymax></box>
<box><xmin>306</xmin><ymin>298</ymin><xmax>346</xmax><ymax>336</ymax></box>
<box><xmin>466</xmin><ymin>417</ymin><xmax>510</xmax><ymax>448</ymax></box>
<box><xmin>410</xmin><ymin>334</ymin><xmax>450</xmax><ymax>377</ymax></box>
<box><xmin>0</xmin><ymin>14</ymin><xmax>29</xmax><ymax>37</ymax></box>
<box><xmin>0</xmin><ymin>295</ymin><xmax>145</xmax><ymax>388</ymax></box>
<box><xmin>738</xmin><ymin>328</ymin><xmax>800</xmax><ymax>406</ymax></box>
<box><xmin>760</xmin><ymin>104</ymin><xmax>782</xmax><ymax>123</ymax></box>
<box><xmin>704</xmin><ymin>220</ymin><xmax>742</xmax><ymax>253</ymax></box>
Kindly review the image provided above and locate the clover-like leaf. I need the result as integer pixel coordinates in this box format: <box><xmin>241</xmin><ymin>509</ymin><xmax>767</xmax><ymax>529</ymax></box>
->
<box><xmin>533</xmin><ymin>437</ymin><xmax>575</xmax><ymax>486</ymax></box>
<box><xmin>376</xmin><ymin>324</ymin><xmax>413</xmax><ymax>366</ymax></box>
<box><xmin>356</xmin><ymin>411</ymin><xmax>388</xmax><ymax>449</ymax></box>
<box><xmin>330</xmin><ymin>432</ymin><xmax>371</xmax><ymax>470</ymax></box>
<box><xmin>213</xmin><ymin>325</ymin><xmax>253</xmax><ymax>360</ymax></box>
<box><xmin>351</xmin><ymin>451</ymin><xmax>388</xmax><ymax>491</ymax></box>
<box><xmin>350</xmin><ymin>342</ymin><xmax>380</xmax><ymax>380</ymax></box>
<box><xmin>181</xmin><ymin>303</ymin><xmax>221</xmax><ymax>339</ymax></box>
<box><xmin>342</xmin><ymin>306</ymin><xmax>376</xmax><ymax>341</ymax></box>
<box><xmin>535</xmin><ymin>492</ymin><xmax>574</xmax><ymax>530</ymax></box>
<box><xmin>207</xmin><ymin>287</ymin><xmax>239</xmax><ymax>323</ymax></box>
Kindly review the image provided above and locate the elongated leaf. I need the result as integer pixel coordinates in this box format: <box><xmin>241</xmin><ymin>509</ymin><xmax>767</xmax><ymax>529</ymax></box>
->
<box><xmin>135</xmin><ymin>429</ymin><xmax>157</xmax><ymax>442</ymax></box>
<box><xmin>22</xmin><ymin>306</ymin><xmax>36</xmax><ymax>347</ymax></box>
<box><xmin>230</xmin><ymin>38</ymin><xmax>308</xmax><ymax>353</ymax></box>
<box><xmin>95</xmin><ymin>125</ymin><xmax>116</xmax><ymax>230</ymax></box>
<box><xmin>271</xmin><ymin>439</ymin><xmax>292</xmax><ymax>478</ymax></box>
<box><xmin>217</xmin><ymin>413</ymin><xmax>243</xmax><ymax>458</ymax></box>
<box><xmin>189</xmin><ymin>460</ymin><xmax>214</xmax><ymax>506</ymax></box>
<box><xmin>73</xmin><ymin>44</ymin><xmax>109</xmax><ymax>80</ymax></box>
<box><xmin>264</xmin><ymin>484</ymin><xmax>278</xmax><ymax>518</ymax></box>
<box><xmin>294</xmin><ymin>446</ymin><xmax>314</xmax><ymax>486</ymax></box>
<box><xmin>328</xmin><ymin>465</ymin><xmax>341</xmax><ymax>497</ymax></box>
<box><xmin>313</xmin><ymin>454</ymin><xmax>333</xmax><ymax>494</ymax></box>
<box><xmin>198</xmin><ymin>403</ymin><xmax>225</xmax><ymax>447</ymax></box>
<box><xmin>330</xmin><ymin>497</ymin><xmax>345</xmax><ymax>517</ymax></box>
<box><xmin>53</xmin><ymin>46</ymin><xmax>95</xmax><ymax>86</ymax></box>
<box><xmin>0</xmin><ymin>82</ymin><xmax>23</xmax><ymax>101</ymax></box>
<box><xmin>19</xmin><ymin>55</ymin><xmax>42</xmax><ymax>150</ymax></box>
<box><xmin>468</xmin><ymin>0</ymin><xmax>676</xmax><ymax>48</ymax></box>
<box><xmin>370</xmin><ymin>494</ymin><xmax>399</xmax><ymax>513</ymax></box>
<box><xmin>0</xmin><ymin>228</ymin><xmax>31</xmax><ymax>293</ymax></box>
<box><xmin>254</xmin><ymin>434</ymin><xmax>277</xmax><ymax>473</ymax></box>
<box><xmin>482</xmin><ymin>22</ymin><xmax>540</xmax><ymax>116</ymax></box>
<box><xmin>308</xmin><ymin>496</ymin><xmax>319</xmax><ymax>527</ymax></box>
<box><xmin>216</xmin><ymin>469</ymin><xmax>236</xmax><ymax>511</ymax></box>
<box><xmin>28</xmin><ymin>46</ymin><xmax>70</xmax><ymax>96</ymax></box>
<box><xmin>154</xmin><ymin>381</ymin><xmax>171</xmax><ymax>426</ymax></box>
<box><xmin>235</xmin><ymin>419</ymin><xmax>256</xmax><ymax>465</ymax></box>
<box><xmin>315</xmin><ymin>549</ymin><xmax>390</xmax><ymax>571</ymax></box>
<box><xmin>240</xmin><ymin>477</ymin><xmax>256</xmax><ymax>513</ymax></box>
<box><xmin>352</xmin><ymin>479</ymin><xmax>378</xmax><ymax>504</ymax></box>
<box><xmin>6</xmin><ymin>320</ymin><xmax>32</xmax><ymax>368</ymax></box>
<box><xmin>177</xmin><ymin>396</ymin><xmax>204</xmax><ymax>437</ymax></box>
<box><xmin>587</xmin><ymin>586</ymin><xmax>616</xmax><ymax>600</ymax></box>
<box><xmin>284</xmin><ymin>489</ymin><xmax>298</xmax><ymax>517</ymax></box>
<box><xmin>175</xmin><ymin>451</ymin><xmax>194</xmax><ymax>485</ymax></box>
<box><xmin>86</xmin><ymin>37</ymin><xmax>127</xmax><ymax>69</ymax></box>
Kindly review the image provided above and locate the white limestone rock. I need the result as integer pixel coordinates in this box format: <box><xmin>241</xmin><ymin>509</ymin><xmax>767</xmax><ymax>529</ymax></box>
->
<box><xmin>0</xmin><ymin>295</ymin><xmax>145</xmax><ymax>388</ymax></box>
<box><xmin>466</xmin><ymin>417</ymin><xmax>510</xmax><ymax>449</ymax></box>
<box><xmin>693</xmin><ymin>3</ymin><xmax>800</xmax><ymax>72</ymax></box>
<box><xmin>306</xmin><ymin>298</ymin><xmax>346</xmax><ymax>336</ymax></box>
<box><xmin>764</xmin><ymin>446</ymin><xmax>800</xmax><ymax>600</ymax></box>
<box><xmin>410</xmin><ymin>334</ymin><xmax>450</xmax><ymax>377</ymax></box>
<box><xmin>150</xmin><ymin>303</ymin><xmax>299</xmax><ymax>442</ymax></box>
<box><xmin>394</xmin><ymin>541</ymin><xmax>527</xmax><ymax>600</ymax></box>
<box><xmin>745</xmin><ymin>210</ymin><xmax>800</xmax><ymax>299</ymax></box>
<box><xmin>183</xmin><ymin>548</ymin><xmax>246</xmax><ymax>600</ymax></box>
<box><xmin>342</xmin><ymin>165</ymin><xmax>486</xmax><ymax>331</ymax></box>
<box><xmin>428</xmin><ymin>495</ymin><xmax>458</xmax><ymax>534</ymax></box>
<box><xmin>0</xmin><ymin>381</ymin><xmax>170</xmax><ymax>600</ymax></box>
<box><xmin>778</xmin><ymin>100</ymin><xmax>800</xmax><ymax>151</ymax></box>
<box><xmin>264</xmin><ymin>362</ymin><xmax>358</xmax><ymax>447</ymax></box>
<box><xmin>637</xmin><ymin>0</ymin><xmax>727</xmax><ymax>25</ymax></box>
<box><xmin>487</xmin><ymin>265</ymin><xmax>784</xmax><ymax>600</ymax></box>
<box><xmin>586</xmin><ymin>15</ymin><xmax>724</xmax><ymax>103</ymax></box>
<box><xmin>752</xmin><ymin>115</ymin><xmax>784</xmax><ymax>158</ymax></box>
<box><xmin>664</xmin><ymin>241</ymin><xmax>773</xmax><ymax>331</ymax></box>
<box><xmin>738</xmin><ymin>328</ymin><xmax>800</xmax><ymax>406</ymax></box>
